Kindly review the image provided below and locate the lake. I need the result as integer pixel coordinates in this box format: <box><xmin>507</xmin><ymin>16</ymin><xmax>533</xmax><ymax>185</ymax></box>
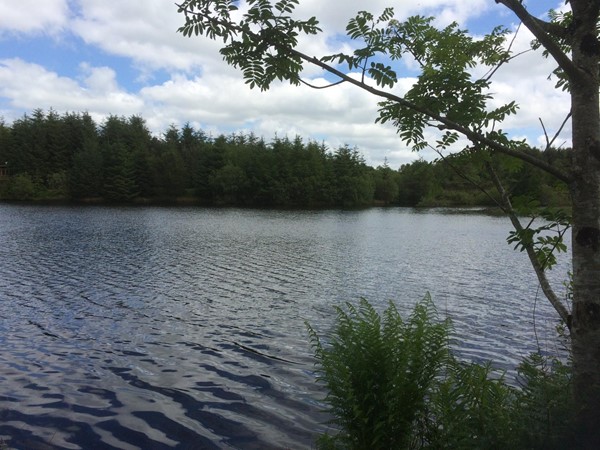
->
<box><xmin>0</xmin><ymin>205</ymin><xmax>570</xmax><ymax>449</ymax></box>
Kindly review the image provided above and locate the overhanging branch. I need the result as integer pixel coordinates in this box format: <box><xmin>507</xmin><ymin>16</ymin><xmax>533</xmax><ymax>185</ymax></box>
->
<box><xmin>288</xmin><ymin>47</ymin><xmax>572</xmax><ymax>184</ymax></box>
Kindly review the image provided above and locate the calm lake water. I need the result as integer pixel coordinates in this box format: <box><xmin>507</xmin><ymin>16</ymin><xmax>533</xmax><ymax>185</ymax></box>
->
<box><xmin>0</xmin><ymin>205</ymin><xmax>570</xmax><ymax>449</ymax></box>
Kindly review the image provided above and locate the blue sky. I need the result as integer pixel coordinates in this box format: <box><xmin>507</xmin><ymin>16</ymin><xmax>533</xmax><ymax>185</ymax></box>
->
<box><xmin>0</xmin><ymin>1</ymin><xmax>571</xmax><ymax>167</ymax></box>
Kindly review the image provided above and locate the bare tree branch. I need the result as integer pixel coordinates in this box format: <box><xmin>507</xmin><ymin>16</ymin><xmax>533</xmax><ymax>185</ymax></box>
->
<box><xmin>482</xmin><ymin>22</ymin><xmax>523</xmax><ymax>83</ymax></box>
<box><xmin>299</xmin><ymin>78</ymin><xmax>345</xmax><ymax>89</ymax></box>
<box><xmin>539</xmin><ymin>111</ymin><xmax>572</xmax><ymax>151</ymax></box>
<box><xmin>539</xmin><ymin>117</ymin><xmax>551</xmax><ymax>150</ymax></box>
<box><xmin>551</xmin><ymin>112</ymin><xmax>572</xmax><ymax>150</ymax></box>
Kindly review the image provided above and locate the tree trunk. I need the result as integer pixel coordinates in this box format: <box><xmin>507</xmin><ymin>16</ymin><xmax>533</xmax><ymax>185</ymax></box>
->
<box><xmin>569</xmin><ymin>1</ymin><xmax>600</xmax><ymax>447</ymax></box>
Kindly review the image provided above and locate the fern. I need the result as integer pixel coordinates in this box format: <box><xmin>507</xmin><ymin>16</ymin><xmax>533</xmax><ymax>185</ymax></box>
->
<box><xmin>307</xmin><ymin>295</ymin><xmax>573</xmax><ymax>449</ymax></box>
<box><xmin>307</xmin><ymin>294</ymin><xmax>451</xmax><ymax>449</ymax></box>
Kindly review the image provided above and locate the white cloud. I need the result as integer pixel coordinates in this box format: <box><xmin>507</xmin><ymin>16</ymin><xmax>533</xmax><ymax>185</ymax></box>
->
<box><xmin>71</xmin><ymin>0</ymin><xmax>224</xmax><ymax>73</ymax></box>
<box><xmin>431</xmin><ymin>1</ymin><xmax>489</xmax><ymax>27</ymax></box>
<box><xmin>293</xmin><ymin>0</ymin><xmax>491</xmax><ymax>32</ymax></box>
<box><xmin>67</xmin><ymin>0</ymin><xmax>495</xmax><ymax>74</ymax></box>
<box><xmin>0</xmin><ymin>59</ymin><xmax>143</xmax><ymax>122</ymax></box>
<box><xmin>0</xmin><ymin>0</ymin><xmax>69</xmax><ymax>35</ymax></box>
<box><xmin>484</xmin><ymin>24</ymin><xmax>572</xmax><ymax>148</ymax></box>
<box><xmin>139</xmin><ymin>71</ymin><xmax>414</xmax><ymax>165</ymax></box>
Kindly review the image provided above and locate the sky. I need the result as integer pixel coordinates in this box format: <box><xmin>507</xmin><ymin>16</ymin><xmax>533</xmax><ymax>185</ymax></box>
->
<box><xmin>0</xmin><ymin>0</ymin><xmax>571</xmax><ymax>168</ymax></box>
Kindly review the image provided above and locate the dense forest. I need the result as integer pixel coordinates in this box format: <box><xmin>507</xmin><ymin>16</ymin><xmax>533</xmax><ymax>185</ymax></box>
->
<box><xmin>0</xmin><ymin>109</ymin><xmax>570</xmax><ymax>208</ymax></box>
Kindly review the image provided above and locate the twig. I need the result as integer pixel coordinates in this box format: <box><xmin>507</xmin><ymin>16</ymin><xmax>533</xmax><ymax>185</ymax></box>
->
<box><xmin>299</xmin><ymin>79</ymin><xmax>346</xmax><ymax>89</ymax></box>
<box><xmin>540</xmin><ymin>111</ymin><xmax>572</xmax><ymax>151</ymax></box>
<box><xmin>482</xmin><ymin>22</ymin><xmax>523</xmax><ymax>82</ymax></box>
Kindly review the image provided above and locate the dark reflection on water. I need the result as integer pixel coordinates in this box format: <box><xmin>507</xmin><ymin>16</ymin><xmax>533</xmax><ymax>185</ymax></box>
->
<box><xmin>0</xmin><ymin>205</ymin><xmax>569</xmax><ymax>449</ymax></box>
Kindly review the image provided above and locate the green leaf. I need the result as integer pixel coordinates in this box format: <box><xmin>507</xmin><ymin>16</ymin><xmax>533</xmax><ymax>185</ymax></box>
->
<box><xmin>368</xmin><ymin>62</ymin><xmax>397</xmax><ymax>88</ymax></box>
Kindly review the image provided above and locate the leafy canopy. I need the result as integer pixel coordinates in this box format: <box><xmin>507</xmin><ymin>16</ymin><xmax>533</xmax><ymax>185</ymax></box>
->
<box><xmin>179</xmin><ymin>0</ymin><xmax>321</xmax><ymax>89</ymax></box>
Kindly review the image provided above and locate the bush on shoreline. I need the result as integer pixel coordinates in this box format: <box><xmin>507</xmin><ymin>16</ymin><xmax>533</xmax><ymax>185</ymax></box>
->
<box><xmin>307</xmin><ymin>295</ymin><xmax>572</xmax><ymax>449</ymax></box>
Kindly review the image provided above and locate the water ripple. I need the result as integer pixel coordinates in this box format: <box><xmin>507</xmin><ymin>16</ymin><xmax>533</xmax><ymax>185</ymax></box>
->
<box><xmin>0</xmin><ymin>205</ymin><xmax>569</xmax><ymax>448</ymax></box>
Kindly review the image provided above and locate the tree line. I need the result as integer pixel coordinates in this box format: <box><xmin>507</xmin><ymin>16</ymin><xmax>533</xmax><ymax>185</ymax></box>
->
<box><xmin>0</xmin><ymin>109</ymin><xmax>569</xmax><ymax>208</ymax></box>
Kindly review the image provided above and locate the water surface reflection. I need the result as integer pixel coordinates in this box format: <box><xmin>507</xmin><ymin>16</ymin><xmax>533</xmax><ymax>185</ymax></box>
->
<box><xmin>0</xmin><ymin>205</ymin><xmax>569</xmax><ymax>448</ymax></box>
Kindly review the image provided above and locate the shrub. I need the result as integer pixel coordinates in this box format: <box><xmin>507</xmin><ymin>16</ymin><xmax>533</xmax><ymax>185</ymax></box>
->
<box><xmin>307</xmin><ymin>295</ymin><xmax>573</xmax><ymax>449</ymax></box>
<box><xmin>513</xmin><ymin>353</ymin><xmax>573</xmax><ymax>449</ymax></box>
<box><xmin>307</xmin><ymin>294</ymin><xmax>451</xmax><ymax>449</ymax></box>
<box><xmin>7</xmin><ymin>172</ymin><xmax>37</xmax><ymax>200</ymax></box>
<box><xmin>425</xmin><ymin>362</ymin><xmax>519</xmax><ymax>449</ymax></box>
